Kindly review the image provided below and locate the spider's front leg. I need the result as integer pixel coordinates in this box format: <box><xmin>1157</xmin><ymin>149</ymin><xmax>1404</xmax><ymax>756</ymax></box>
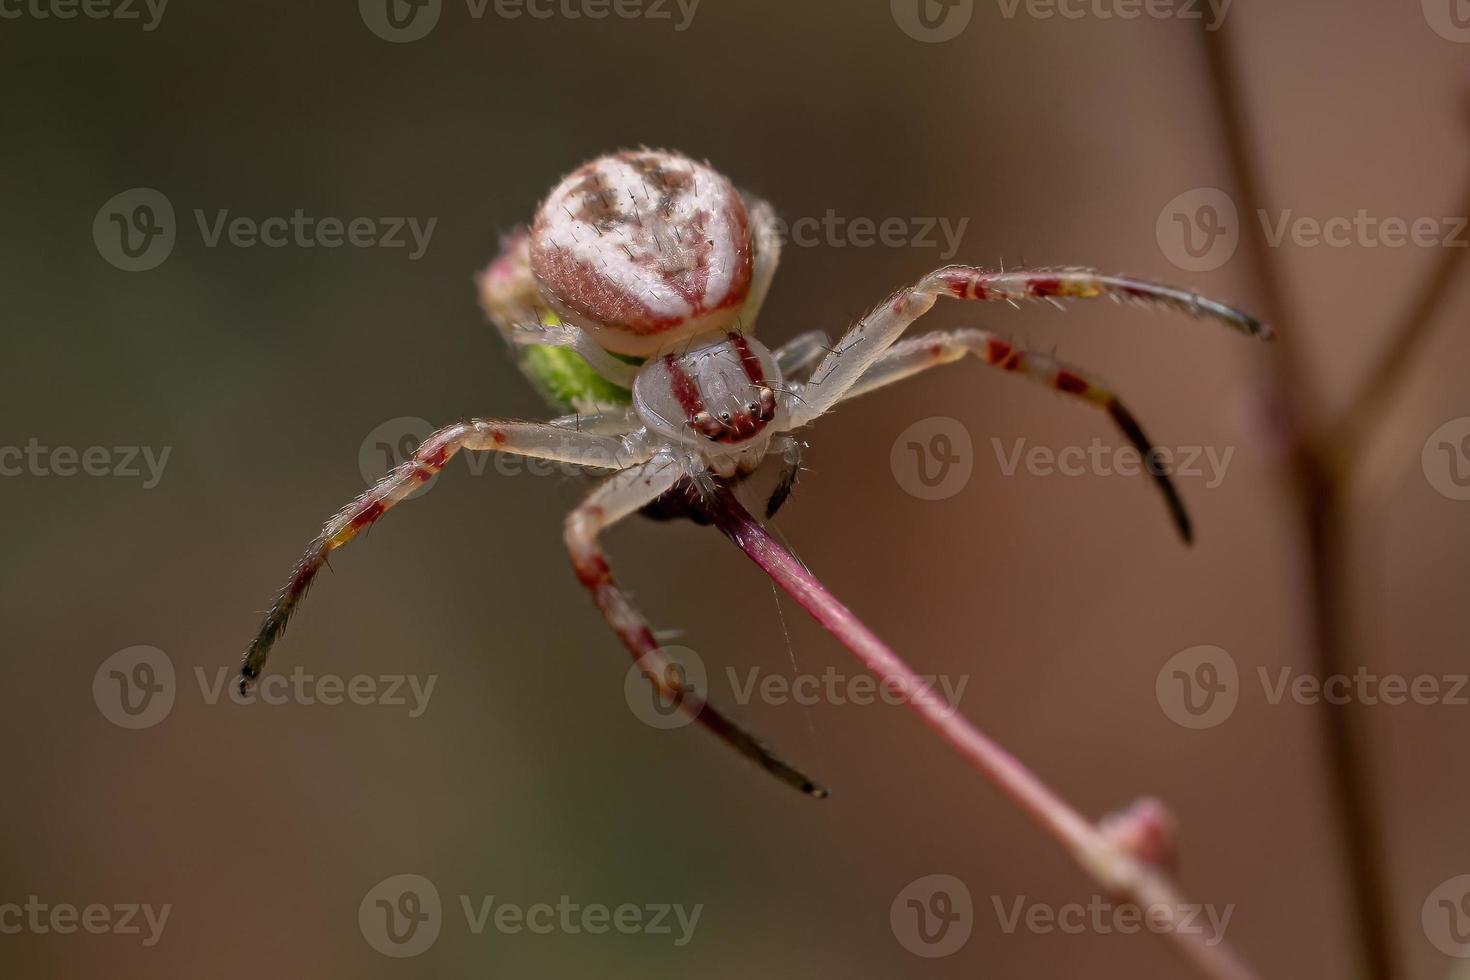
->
<box><xmin>565</xmin><ymin>452</ymin><xmax>828</xmax><ymax>798</ymax></box>
<box><xmin>773</xmin><ymin>330</ymin><xmax>834</xmax><ymax>381</ymax></box>
<box><xmin>784</xmin><ymin>265</ymin><xmax>1270</xmax><ymax>426</ymax></box>
<box><xmin>841</xmin><ymin>329</ymin><xmax>1194</xmax><ymax>541</ymax></box>
<box><xmin>240</xmin><ymin>419</ymin><xmax>650</xmax><ymax>690</ymax></box>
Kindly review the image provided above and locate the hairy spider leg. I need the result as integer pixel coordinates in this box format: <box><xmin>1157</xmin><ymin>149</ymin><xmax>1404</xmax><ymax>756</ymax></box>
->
<box><xmin>839</xmin><ymin>328</ymin><xmax>1195</xmax><ymax>542</ymax></box>
<box><xmin>241</xmin><ymin>419</ymin><xmax>649</xmax><ymax>690</ymax></box>
<box><xmin>564</xmin><ymin>451</ymin><xmax>828</xmax><ymax>798</ymax></box>
<box><xmin>786</xmin><ymin>266</ymin><xmax>1271</xmax><ymax>427</ymax></box>
<box><xmin>773</xmin><ymin>330</ymin><xmax>834</xmax><ymax>381</ymax></box>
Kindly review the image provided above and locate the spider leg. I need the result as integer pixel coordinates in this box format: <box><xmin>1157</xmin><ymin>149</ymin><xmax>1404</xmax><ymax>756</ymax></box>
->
<box><xmin>765</xmin><ymin>435</ymin><xmax>803</xmax><ymax>519</ymax></box>
<box><xmin>782</xmin><ymin>265</ymin><xmax>1270</xmax><ymax>427</ymax></box>
<box><xmin>738</xmin><ymin>194</ymin><xmax>782</xmax><ymax>329</ymax></box>
<box><xmin>844</xmin><ymin>328</ymin><xmax>1194</xmax><ymax>542</ymax></box>
<box><xmin>508</xmin><ymin>321</ymin><xmax>641</xmax><ymax>388</ymax></box>
<box><xmin>565</xmin><ymin>451</ymin><xmax>828</xmax><ymax>798</ymax></box>
<box><xmin>547</xmin><ymin>406</ymin><xmax>641</xmax><ymax>435</ymax></box>
<box><xmin>240</xmin><ymin>420</ymin><xmax>652</xmax><ymax>689</ymax></box>
<box><xmin>773</xmin><ymin>330</ymin><xmax>834</xmax><ymax>381</ymax></box>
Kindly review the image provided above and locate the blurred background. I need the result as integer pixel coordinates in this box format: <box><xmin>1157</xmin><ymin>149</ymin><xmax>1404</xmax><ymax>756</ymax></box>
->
<box><xmin>2</xmin><ymin>1</ymin><xmax>1468</xmax><ymax>977</ymax></box>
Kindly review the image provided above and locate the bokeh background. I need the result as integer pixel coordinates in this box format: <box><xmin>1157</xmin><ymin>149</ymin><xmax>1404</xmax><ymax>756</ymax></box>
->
<box><xmin>2</xmin><ymin>1</ymin><xmax>1468</xmax><ymax>977</ymax></box>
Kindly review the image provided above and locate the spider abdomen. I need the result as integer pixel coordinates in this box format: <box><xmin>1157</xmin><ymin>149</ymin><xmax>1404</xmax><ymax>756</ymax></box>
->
<box><xmin>529</xmin><ymin>149</ymin><xmax>754</xmax><ymax>357</ymax></box>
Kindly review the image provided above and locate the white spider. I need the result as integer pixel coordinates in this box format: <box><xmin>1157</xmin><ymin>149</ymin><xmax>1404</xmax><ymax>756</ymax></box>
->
<box><xmin>240</xmin><ymin>149</ymin><xmax>1269</xmax><ymax>796</ymax></box>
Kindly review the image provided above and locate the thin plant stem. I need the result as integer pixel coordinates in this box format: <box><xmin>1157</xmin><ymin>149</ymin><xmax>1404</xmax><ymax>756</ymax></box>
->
<box><xmin>1198</xmin><ymin>28</ymin><xmax>1400</xmax><ymax>979</ymax></box>
<box><xmin>706</xmin><ymin>483</ymin><xmax>1260</xmax><ymax>980</ymax></box>
<box><xmin>1199</xmin><ymin>24</ymin><xmax>1470</xmax><ymax>980</ymax></box>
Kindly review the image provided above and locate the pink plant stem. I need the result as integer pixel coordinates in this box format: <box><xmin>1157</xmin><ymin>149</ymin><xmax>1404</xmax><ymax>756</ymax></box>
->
<box><xmin>706</xmin><ymin>485</ymin><xmax>1258</xmax><ymax>980</ymax></box>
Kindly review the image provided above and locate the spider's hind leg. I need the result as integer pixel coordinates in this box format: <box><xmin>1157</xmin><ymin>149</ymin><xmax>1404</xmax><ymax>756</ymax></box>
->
<box><xmin>840</xmin><ymin>328</ymin><xmax>1194</xmax><ymax>543</ymax></box>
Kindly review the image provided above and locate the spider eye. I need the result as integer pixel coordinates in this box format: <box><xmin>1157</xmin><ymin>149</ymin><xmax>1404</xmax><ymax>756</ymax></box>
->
<box><xmin>746</xmin><ymin>402</ymin><xmax>757</xmax><ymax>413</ymax></box>
<box><xmin>720</xmin><ymin>412</ymin><xmax>731</xmax><ymax>422</ymax></box>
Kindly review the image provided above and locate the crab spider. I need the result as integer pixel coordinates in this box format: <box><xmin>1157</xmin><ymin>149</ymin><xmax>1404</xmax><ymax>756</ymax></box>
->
<box><xmin>240</xmin><ymin>149</ymin><xmax>1269</xmax><ymax>797</ymax></box>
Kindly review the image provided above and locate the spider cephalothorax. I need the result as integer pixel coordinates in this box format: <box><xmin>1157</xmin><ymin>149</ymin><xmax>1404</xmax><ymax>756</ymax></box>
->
<box><xmin>241</xmin><ymin>148</ymin><xmax>1270</xmax><ymax>796</ymax></box>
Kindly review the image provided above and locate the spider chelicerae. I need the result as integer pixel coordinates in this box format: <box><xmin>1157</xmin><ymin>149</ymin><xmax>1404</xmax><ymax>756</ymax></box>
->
<box><xmin>239</xmin><ymin>148</ymin><xmax>1269</xmax><ymax>797</ymax></box>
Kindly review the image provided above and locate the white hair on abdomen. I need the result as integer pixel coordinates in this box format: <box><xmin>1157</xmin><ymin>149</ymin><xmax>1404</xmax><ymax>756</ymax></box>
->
<box><xmin>530</xmin><ymin>150</ymin><xmax>752</xmax><ymax>339</ymax></box>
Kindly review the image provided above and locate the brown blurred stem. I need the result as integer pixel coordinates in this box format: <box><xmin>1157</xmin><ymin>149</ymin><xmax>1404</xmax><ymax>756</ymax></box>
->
<box><xmin>1200</xmin><ymin>26</ymin><xmax>1470</xmax><ymax>980</ymax></box>
<box><xmin>707</xmin><ymin>483</ymin><xmax>1260</xmax><ymax>980</ymax></box>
